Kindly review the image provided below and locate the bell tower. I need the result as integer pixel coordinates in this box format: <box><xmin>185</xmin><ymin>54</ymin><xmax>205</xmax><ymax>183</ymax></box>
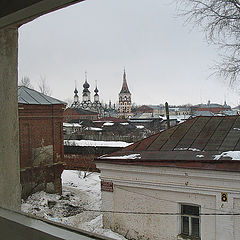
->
<box><xmin>118</xmin><ymin>69</ymin><xmax>133</xmax><ymax>118</ymax></box>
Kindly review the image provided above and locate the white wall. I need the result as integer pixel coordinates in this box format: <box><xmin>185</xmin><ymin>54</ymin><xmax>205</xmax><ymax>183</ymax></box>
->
<box><xmin>97</xmin><ymin>163</ymin><xmax>240</xmax><ymax>240</ymax></box>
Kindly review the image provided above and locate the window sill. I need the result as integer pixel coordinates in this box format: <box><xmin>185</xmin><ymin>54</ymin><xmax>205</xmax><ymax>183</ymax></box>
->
<box><xmin>177</xmin><ymin>234</ymin><xmax>201</xmax><ymax>240</ymax></box>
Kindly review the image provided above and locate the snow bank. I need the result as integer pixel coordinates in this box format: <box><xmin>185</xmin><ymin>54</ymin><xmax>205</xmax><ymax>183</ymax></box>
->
<box><xmin>22</xmin><ymin>170</ymin><xmax>127</xmax><ymax>240</ymax></box>
<box><xmin>214</xmin><ymin>151</ymin><xmax>240</xmax><ymax>160</ymax></box>
<box><xmin>64</xmin><ymin>140</ymin><xmax>132</xmax><ymax>148</ymax></box>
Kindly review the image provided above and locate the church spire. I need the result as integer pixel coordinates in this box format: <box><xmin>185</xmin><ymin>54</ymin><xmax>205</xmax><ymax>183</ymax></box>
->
<box><xmin>120</xmin><ymin>69</ymin><xmax>130</xmax><ymax>94</ymax></box>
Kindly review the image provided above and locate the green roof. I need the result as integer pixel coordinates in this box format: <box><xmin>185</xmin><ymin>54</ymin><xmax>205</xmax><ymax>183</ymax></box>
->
<box><xmin>18</xmin><ymin>86</ymin><xmax>66</xmax><ymax>105</ymax></box>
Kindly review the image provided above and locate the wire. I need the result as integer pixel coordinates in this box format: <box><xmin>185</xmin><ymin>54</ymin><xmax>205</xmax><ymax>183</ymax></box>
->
<box><xmin>81</xmin><ymin>208</ymin><xmax>240</xmax><ymax>216</ymax></box>
<box><xmin>115</xmin><ymin>185</ymin><xmax>240</xmax><ymax>214</ymax></box>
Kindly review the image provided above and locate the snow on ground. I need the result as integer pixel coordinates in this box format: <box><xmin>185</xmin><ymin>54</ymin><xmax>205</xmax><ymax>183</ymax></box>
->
<box><xmin>21</xmin><ymin>170</ymin><xmax>127</xmax><ymax>240</ymax></box>
<box><xmin>64</xmin><ymin>139</ymin><xmax>132</xmax><ymax>148</ymax></box>
<box><xmin>214</xmin><ymin>151</ymin><xmax>240</xmax><ymax>160</ymax></box>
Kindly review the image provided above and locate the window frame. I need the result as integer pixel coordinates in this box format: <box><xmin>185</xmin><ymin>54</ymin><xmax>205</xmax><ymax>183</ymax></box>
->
<box><xmin>179</xmin><ymin>203</ymin><xmax>201</xmax><ymax>240</ymax></box>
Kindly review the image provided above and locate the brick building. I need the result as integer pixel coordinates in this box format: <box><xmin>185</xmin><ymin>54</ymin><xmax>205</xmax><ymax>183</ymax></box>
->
<box><xmin>133</xmin><ymin>105</ymin><xmax>153</xmax><ymax>114</ymax></box>
<box><xmin>63</xmin><ymin>107</ymin><xmax>98</xmax><ymax>122</ymax></box>
<box><xmin>18</xmin><ymin>86</ymin><xmax>66</xmax><ymax>198</ymax></box>
<box><xmin>191</xmin><ymin>100</ymin><xmax>231</xmax><ymax>115</ymax></box>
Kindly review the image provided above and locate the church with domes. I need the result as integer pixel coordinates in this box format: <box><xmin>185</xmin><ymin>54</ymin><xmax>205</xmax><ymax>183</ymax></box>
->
<box><xmin>71</xmin><ymin>73</ymin><xmax>104</xmax><ymax>116</ymax></box>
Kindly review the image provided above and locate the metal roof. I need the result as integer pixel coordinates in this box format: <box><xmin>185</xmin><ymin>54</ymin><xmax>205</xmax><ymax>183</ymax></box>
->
<box><xmin>96</xmin><ymin>116</ymin><xmax>240</xmax><ymax>172</ymax></box>
<box><xmin>18</xmin><ymin>86</ymin><xmax>66</xmax><ymax>105</ymax></box>
<box><xmin>70</xmin><ymin>108</ymin><xmax>98</xmax><ymax>115</ymax></box>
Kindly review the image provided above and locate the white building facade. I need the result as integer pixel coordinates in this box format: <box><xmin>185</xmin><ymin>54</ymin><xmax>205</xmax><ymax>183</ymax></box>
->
<box><xmin>96</xmin><ymin>162</ymin><xmax>240</xmax><ymax>240</ymax></box>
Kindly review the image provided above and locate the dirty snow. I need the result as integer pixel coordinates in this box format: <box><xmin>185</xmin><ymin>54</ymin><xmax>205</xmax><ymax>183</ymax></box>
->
<box><xmin>21</xmin><ymin>170</ymin><xmax>127</xmax><ymax>240</ymax></box>
<box><xmin>101</xmin><ymin>153</ymin><xmax>141</xmax><ymax>159</ymax></box>
<box><xmin>64</xmin><ymin>140</ymin><xmax>132</xmax><ymax>148</ymax></box>
<box><xmin>214</xmin><ymin>151</ymin><xmax>240</xmax><ymax>160</ymax></box>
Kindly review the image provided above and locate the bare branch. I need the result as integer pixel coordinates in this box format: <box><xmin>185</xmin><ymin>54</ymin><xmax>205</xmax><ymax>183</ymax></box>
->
<box><xmin>38</xmin><ymin>75</ymin><xmax>52</xmax><ymax>96</ymax></box>
<box><xmin>178</xmin><ymin>0</ymin><xmax>240</xmax><ymax>84</ymax></box>
<box><xmin>19</xmin><ymin>76</ymin><xmax>34</xmax><ymax>89</ymax></box>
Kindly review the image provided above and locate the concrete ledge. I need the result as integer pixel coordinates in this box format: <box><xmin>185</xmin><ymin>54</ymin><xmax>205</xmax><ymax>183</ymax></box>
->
<box><xmin>0</xmin><ymin>207</ymin><xmax>113</xmax><ymax>240</ymax></box>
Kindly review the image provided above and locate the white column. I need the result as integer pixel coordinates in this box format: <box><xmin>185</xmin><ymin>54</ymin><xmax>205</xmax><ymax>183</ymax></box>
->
<box><xmin>0</xmin><ymin>27</ymin><xmax>21</xmax><ymax>210</ymax></box>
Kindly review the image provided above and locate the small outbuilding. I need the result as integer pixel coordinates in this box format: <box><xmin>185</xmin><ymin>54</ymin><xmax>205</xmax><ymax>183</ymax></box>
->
<box><xmin>18</xmin><ymin>86</ymin><xmax>66</xmax><ymax>198</ymax></box>
<box><xmin>96</xmin><ymin>116</ymin><xmax>240</xmax><ymax>240</ymax></box>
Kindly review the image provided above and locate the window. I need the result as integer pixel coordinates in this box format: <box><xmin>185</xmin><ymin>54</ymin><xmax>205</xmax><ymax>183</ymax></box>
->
<box><xmin>180</xmin><ymin>204</ymin><xmax>200</xmax><ymax>239</ymax></box>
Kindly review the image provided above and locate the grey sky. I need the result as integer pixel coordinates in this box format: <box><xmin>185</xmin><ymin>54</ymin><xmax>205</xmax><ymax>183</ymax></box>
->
<box><xmin>18</xmin><ymin>0</ymin><xmax>240</xmax><ymax>106</ymax></box>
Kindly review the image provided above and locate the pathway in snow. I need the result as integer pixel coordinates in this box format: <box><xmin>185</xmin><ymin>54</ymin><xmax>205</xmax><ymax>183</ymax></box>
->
<box><xmin>21</xmin><ymin>170</ymin><xmax>127</xmax><ymax>240</ymax></box>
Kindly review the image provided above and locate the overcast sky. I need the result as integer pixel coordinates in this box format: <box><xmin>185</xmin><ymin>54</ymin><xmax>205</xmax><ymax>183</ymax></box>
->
<box><xmin>18</xmin><ymin>0</ymin><xmax>240</xmax><ymax>106</ymax></box>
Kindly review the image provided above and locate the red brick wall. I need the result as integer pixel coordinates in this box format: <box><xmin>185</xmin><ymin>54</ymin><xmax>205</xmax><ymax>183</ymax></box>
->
<box><xmin>64</xmin><ymin>154</ymin><xmax>99</xmax><ymax>172</ymax></box>
<box><xmin>63</xmin><ymin>108</ymin><xmax>98</xmax><ymax>122</ymax></box>
<box><xmin>193</xmin><ymin>107</ymin><xmax>231</xmax><ymax>114</ymax></box>
<box><xmin>18</xmin><ymin>103</ymin><xmax>65</xmax><ymax>198</ymax></box>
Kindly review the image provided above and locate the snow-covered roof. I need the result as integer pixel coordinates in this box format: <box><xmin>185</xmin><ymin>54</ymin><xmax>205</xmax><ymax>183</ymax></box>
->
<box><xmin>64</xmin><ymin>140</ymin><xmax>132</xmax><ymax>148</ymax></box>
<box><xmin>18</xmin><ymin>86</ymin><xmax>65</xmax><ymax>105</ymax></box>
<box><xmin>103</xmin><ymin>122</ymin><xmax>114</xmax><ymax>126</ymax></box>
<box><xmin>63</xmin><ymin>123</ymin><xmax>82</xmax><ymax>127</ymax></box>
<box><xmin>85</xmin><ymin>127</ymin><xmax>102</xmax><ymax>131</ymax></box>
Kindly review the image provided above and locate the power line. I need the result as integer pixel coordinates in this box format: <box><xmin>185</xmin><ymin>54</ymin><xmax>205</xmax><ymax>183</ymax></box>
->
<box><xmin>116</xmin><ymin>186</ymin><xmax>240</xmax><ymax>214</ymax></box>
<box><xmin>81</xmin><ymin>209</ymin><xmax>240</xmax><ymax>216</ymax></box>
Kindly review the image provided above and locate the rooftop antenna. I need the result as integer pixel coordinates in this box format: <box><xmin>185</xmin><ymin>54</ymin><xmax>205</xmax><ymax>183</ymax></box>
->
<box><xmin>85</xmin><ymin>71</ymin><xmax>87</xmax><ymax>81</ymax></box>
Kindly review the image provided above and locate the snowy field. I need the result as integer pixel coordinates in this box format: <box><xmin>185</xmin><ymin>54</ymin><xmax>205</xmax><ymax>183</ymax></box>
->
<box><xmin>21</xmin><ymin>170</ymin><xmax>127</xmax><ymax>240</ymax></box>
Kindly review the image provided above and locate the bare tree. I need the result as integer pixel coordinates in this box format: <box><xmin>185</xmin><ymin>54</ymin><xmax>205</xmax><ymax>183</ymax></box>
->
<box><xmin>178</xmin><ymin>0</ymin><xmax>240</xmax><ymax>85</ymax></box>
<box><xmin>38</xmin><ymin>76</ymin><xmax>52</xmax><ymax>96</ymax></box>
<box><xmin>19</xmin><ymin>76</ymin><xmax>34</xmax><ymax>89</ymax></box>
<box><xmin>64</xmin><ymin>98</ymin><xmax>73</xmax><ymax>107</ymax></box>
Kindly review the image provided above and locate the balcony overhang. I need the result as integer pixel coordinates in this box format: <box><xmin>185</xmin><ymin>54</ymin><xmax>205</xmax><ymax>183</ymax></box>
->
<box><xmin>0</xmin><ymin>0</ymin><xmax>85</xmax><ymax>29</ymax></box>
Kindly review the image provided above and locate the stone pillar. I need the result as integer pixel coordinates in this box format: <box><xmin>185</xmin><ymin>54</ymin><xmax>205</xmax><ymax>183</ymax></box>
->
<box><xmin>0</xmin><ymin>27</ymin><xmax>21</xmax><ymax>210</ymax></box>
